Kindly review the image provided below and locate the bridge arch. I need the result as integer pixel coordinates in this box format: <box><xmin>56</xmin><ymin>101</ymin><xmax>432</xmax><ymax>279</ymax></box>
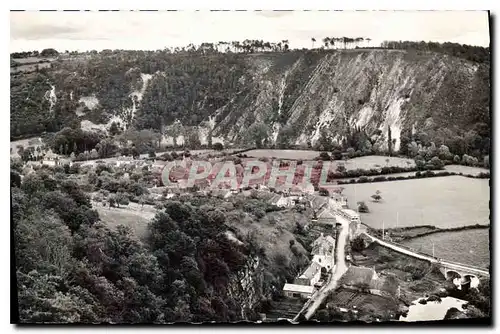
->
<box><xmin>446</xmin><ymin>270</ymin><xmax>461</xmax><ymax>281</ymax></box>
<box><xmin>462</xmin><ymin>275</ymin><xmax>480</xmax><ymax>289</ymax></box>
<box><xmin>446</xmin><ymin>270</ymin><xmax>462</xmax><ymax>287</ymax></box>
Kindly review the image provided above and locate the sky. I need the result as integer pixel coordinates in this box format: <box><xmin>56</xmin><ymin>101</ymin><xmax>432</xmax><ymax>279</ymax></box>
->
<box><xmin>10</xmin><ymin>10</ymin><xmax>490</xmax><ymax>52</ymax></box>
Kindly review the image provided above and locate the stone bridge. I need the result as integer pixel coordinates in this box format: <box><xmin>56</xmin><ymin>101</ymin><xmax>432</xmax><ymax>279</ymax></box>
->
<box><xmin>361</xmin><ymin>232</ymin><xmax>489</xmax><ymax>288</ymax></box>
<box><xmin>438</xmin><ymin>261</ymin><xmax>489</xmax><ymax>289</ymax></box>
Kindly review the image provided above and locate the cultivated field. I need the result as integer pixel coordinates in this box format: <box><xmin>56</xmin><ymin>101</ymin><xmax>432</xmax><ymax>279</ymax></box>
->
<box><xmin>342</xmin><ymin>176</ymin><xmax>490</xmax><ymax>229</ymax></box>
<box><xmin>328</xmin><ymin>288</ymin><xmax>399</xmax><ymax>312</ymax></box>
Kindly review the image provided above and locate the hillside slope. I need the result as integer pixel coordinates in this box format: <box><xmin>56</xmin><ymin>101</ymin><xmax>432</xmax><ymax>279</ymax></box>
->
<box><xmin>10</xmin><ymin>49</ymin><xmax>490</xmax><ymax>152</ymax></box>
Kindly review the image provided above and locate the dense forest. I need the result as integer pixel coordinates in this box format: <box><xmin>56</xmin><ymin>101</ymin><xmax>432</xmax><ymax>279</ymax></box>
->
<box><xmin>12</xmin><ymin>162</ymin><xmax>308</xmax><ymax>323</ymax></box>
<box><xmin>379</xmin><ymin>41</ymin><xmax>490</xmax><ymax>63</ymax></box>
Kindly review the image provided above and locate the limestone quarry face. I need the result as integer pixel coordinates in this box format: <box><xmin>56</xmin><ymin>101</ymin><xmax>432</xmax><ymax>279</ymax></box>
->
<box><xmin>12</xmin><ymin>50</ymin><xmax>488</xmax><ymax>149</ymax></box>
<box><xmin>210</xmin><ymin>50</ymin><xmax>487</xmax><ymax>149</ymax></box>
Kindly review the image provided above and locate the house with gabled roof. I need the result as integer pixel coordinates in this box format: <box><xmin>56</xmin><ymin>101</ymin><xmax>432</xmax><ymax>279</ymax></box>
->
<box><xmin>311</xmin><ymin>233</ymin><xmax>336</xmax><ymax>256</ymax></box>
<box><xmin>294</xmin><ymin>261</ymin><xmax>322</xmax><ymax>286</ymax></box>
<box><xmin>316</xmin><ymin>206</ymin><xmax>337</xmax><ymax>225</ymax></box>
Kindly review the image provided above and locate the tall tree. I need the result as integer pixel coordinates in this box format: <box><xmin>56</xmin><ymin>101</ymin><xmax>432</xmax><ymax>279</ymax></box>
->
<box><xmin>388</xmin><ymin>126</ymin><xmax>393</xmax><ymax>156</ymax></box>
<box><xmin>329</xmin><ymin>38</ymin><xmax>335</xmax><ymax>49</ymax></box>
<box><xmin>323</xmin><ymin>37</ymin><xmax>330</xmax><ymax>49</ymax></box>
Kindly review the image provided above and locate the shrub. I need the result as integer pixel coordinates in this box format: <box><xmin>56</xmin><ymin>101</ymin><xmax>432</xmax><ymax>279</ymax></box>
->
<box><xmin>426</xmin><ymin>295</ymin><xmax>442</xmax><ymax>303</ymax></box>
<box><xmin>351</xmin><ymin>236</ymin><xmax>365</xmax><ymax>252</ymax></box>
<box><xmin>159</xmin><ymin>152</ymin><xmax>173</xmax><ymax>161</ymax></box>
<box><xmin>357</xmin><ymin>201</ymin><xmax>369</xmax><ymax>213</ymax></box>
<box><xmin>318</xmin><ymin>188</ymin><xmax>329</xmax><ymax>197</ymax></box>
<box><xmin>319</xmin><ymin>152</ymin><xmax>331</xmax><ymax>161</ymax></box>
<box><xmin>358</xmin><ymin>176</ymin><xmax>369</xmax><ymax>183</ymax></box>
<box><xmin>213</xmin><ymin>142</ymin><xmax>224</xmax><ymax>151</ymax></box>
<box><xmin>429</xmin><ymin>156</ymin><xmax>444</xmax><ymax>169</ymax></box>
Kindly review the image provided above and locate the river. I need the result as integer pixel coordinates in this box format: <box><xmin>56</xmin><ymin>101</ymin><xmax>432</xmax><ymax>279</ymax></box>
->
<box><xmin>400</xmin><ymin>297</ymin><xmax>467</xmax><ymax>322</ymax></box>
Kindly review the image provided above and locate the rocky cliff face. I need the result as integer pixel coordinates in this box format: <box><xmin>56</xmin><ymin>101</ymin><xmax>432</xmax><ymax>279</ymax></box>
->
<box><xmin>227</xmin><ymin>256</ymin><xmax>264</xmax><ymax>318</ymax></box>
<box><xmin>214</xmin><ymin>50</ymin><xmax>488</xmax><ymax>151</ymax></box>
<box><xmin>11</xmin><ymin>49</ymin><xmax>489</xmax><ymax>150</ymax></box>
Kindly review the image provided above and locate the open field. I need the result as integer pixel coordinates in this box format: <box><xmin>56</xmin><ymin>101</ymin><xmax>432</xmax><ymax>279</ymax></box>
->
<box><xmin>342</xmin><ymin>176</ymin><xmax>490</xmax><ymax>229</ymax></box>
<box><xmin>244</xmin><ymin>149</ymin><xmax>321</xmax><ymax>160</ymax></box>
<box><xmin>10</xmin><ymin>137</ymin><xmax>43</xmax><ymax>154</ymax></box>
<box><xmin>11</xmin><ymin>62</ymin><xmax>52</xmax><ymax>74</ymax></box>
<box><xmin>401</xmin><ymin>229</ymin><xmax>490</xmax><ymax>269</ymax></box>
<box><xmin>11</xmin><ymin>57</ymin><xmax>56</xmax><ymax>64</ymax></box>
<box><xmin>344</xmin><ymin>155</ymin><xmax>415</xmax><ymax>170</ymax></box>
<box><xmin>93</xmin><ymin>201</ymin><xmax>157</xmax><ymax>239</ymax></box>
<box><xmin>444</xmin><ymin>164</ymin><xmax>490</xmax><ymax>176</ymax></box>
<box><xmin>241</xmin><ymin>152</ymin><xmax>416</xmax><ymax>171</ymax></box>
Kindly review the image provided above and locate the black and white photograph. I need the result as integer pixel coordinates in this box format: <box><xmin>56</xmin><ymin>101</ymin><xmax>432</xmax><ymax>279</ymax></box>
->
<box><xmin>10</xmin><ymin>9</ymin><xmax>491</xmax><ymax>325</ymax></box>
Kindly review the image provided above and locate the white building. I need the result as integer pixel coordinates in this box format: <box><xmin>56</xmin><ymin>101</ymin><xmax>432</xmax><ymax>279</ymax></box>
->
<box><xmin>294</xmin><ymin>261</ymin><xmax>322</xmax><ymax>286</ymax></box>
<box><xmin>338</xmin><ymin>209</ymin><xmax>361</xmax><ymax>224</ymax></box>
<box><xmin>283</xmin><ymin>283</ymin><xmax>315</xmax><ymax>299</ymax></box>
<box><xmin>337</xmin><ymin>208</ymin><xmax>362</xmax><ymax>238</ymax></box>
<box><xmin>269</xmin><ymin>194</ymin><xmax>294</xmax><ymax>208</ymax></box>
<box><xmin>330</xmin><ymin>193</ymin><xmax>348</xmax><ymax>209</ymax></box>
<box><xmin>312</xmin><ymin>254</ymin><xmax>334</xmax><ymax>271</ymax></box>
<box><xmin>311</xmin><ymin>233</ymin><xmax>336</xmax><ymax>256</ymax></box>
<box><xmin>303</xmin><ymin>183</ymin><xmax>315</xmax><ymax>195</ymax></box>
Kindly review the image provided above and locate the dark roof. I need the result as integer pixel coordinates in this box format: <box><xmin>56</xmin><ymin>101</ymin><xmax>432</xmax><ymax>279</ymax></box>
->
<box><xmin>311</xmin><ymin>196</ymin><xmax>328</xmax><ymax>210</ymax></box>
<box><xmin>339</xmin><ymin>266</ymin><xmax>376</xmax><ymax>287</ymax></box>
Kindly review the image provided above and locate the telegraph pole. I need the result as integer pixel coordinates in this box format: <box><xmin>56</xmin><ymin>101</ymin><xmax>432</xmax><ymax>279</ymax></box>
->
<box><xmin>432</xmin><ymin>242</ymin><xmax>435</xmax><ymax>257</ymax></box>
<box><xmin>382</xmin><ymin>220</ymin><xmax>385</xmax><ymax>240</ymax></box>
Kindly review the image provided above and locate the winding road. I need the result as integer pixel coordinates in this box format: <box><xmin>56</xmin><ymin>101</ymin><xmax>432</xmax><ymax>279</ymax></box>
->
<box><xmin>302</xmin><ymin>215</ymin><xmax>350</xmax><ymax>320</ymax></box>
